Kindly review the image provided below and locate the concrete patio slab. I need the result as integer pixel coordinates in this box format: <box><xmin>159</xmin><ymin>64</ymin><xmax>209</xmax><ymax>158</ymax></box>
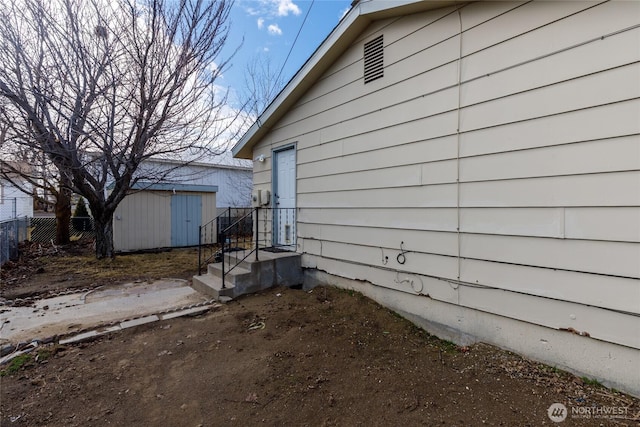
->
<box><xmin>0</xmin><ymin>279</ymin><xmax>210</xmax><ymax>344</ymax></box>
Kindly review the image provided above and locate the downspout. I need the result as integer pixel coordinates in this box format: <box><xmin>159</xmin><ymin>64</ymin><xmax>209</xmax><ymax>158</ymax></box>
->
<box><xmin>455</xmin><ymin>8</ymin><xmax>463</xmax><ymax>304</ymax></box>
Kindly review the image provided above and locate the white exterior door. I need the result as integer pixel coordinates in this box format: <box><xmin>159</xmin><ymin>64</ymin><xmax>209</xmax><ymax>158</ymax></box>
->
<box><xmin>273</xmin><ymin>147</ymin><xmax>296</xmax><ymax>247</ymax></box>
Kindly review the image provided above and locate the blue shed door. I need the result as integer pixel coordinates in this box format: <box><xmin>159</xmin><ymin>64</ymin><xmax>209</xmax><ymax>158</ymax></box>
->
<box><xmin>171</xmin><ymin>194</ymin><xmax>202</xmax><ymax>247</ymax></box>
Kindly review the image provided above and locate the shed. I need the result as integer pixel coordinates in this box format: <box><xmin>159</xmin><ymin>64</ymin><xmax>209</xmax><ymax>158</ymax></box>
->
<box><xmin>113</xmin><ymin>182</ymin><xmax>217</xmax><ymax>252</ymax></box>
<box><xmin>233</xmin><ymin>0</ymin><xmax>640</xmax><ymax>396</ymax></box>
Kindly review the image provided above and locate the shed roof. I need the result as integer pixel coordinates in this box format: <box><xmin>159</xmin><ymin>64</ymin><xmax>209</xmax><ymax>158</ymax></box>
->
<box><xmin>232</xmin><ymin>0</ymin><xmax>463</xmax><ymax>159</ymax></box>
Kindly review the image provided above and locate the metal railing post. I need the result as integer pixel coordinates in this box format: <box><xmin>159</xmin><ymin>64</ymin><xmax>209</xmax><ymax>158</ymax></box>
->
<box><xmin>221</xmin><ymin>229</ymin><xmax>226</xmax><ymax>289</ymax></box>
<box><xmin>198</xmin><ymin>225</ymin><xmax>202</xmax><ymax>275</ymax></box>
<box><xmin>255</xmin><ymin>207</ymin><xmax>259</xmax><ymax>261</ymax></box>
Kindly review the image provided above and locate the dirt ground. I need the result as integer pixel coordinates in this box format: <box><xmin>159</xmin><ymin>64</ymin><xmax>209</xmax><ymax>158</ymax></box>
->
<box><xmin>1</xmin><ymin>243</ymin><xmax>638</xmax><ymax>426</ymax></box>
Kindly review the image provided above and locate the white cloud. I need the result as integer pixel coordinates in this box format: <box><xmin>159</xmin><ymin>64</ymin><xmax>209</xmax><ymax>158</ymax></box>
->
<box><xmin>263</xmin><ymin>47</ymin><xmax>270</xmax><ymax>52</ymax></box>
<box><xmin>242</xmin><ymin>0</ymin><xmax>300</xmax><ymax>18</ymax></box>
<box><xmin>276</xmin><ymin>0</ymin><xmax>300</xmax><ymax>16</ymax></box>
<box><xmin>267</xmin><ymin>24</ymin><xmax>282</xmax><ymax>36</ymax></box>
<box><xmin>207</xmin><ymin>61</ymin><xmax>222</xmax><ymax>78</ymax></box>
<box><xmin>257</xmin><ymin>17</ymin><xmax>264</xmax><ymax>29</ymax></box>
<box><xmin>339</xmin><ymin>7</ymin><xmax>350</xmax><ymax>20</ymax></box>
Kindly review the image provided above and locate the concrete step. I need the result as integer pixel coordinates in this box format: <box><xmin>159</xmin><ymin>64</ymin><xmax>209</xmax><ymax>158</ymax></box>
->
<box><xmin>222</xmin><ymin>251</ymin><xmax>258</xmax><ymax>271</ymax></box>
<box><xmin>191</xmin><ymin>274</ymin><xmax>235</xmax><ymax>300</ymax></box>
<box><xmin>192</xmin><ymin>250</ymin><xmax>303</xmax><ymax>301</ymax></box>
<box><xmin>207</xmin><ymin>263</ymin><xmax>252</xmax><ymax>285</ymax></box>
<box><xmin>223</xmin><ymin>249</ymin><xmax>300</xmax><ymax>271</ymax></box>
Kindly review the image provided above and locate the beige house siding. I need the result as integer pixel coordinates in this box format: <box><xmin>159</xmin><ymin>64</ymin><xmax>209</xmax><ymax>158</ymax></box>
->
<box><xmin>247</xmin><ymin>1</ymin><xmax>640</xmax><ymax>393</ymax></box>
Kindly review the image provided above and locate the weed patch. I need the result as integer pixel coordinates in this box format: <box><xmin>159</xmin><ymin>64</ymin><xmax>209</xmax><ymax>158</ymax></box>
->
<box><xmin>0</xmin><ymin>354</ymin><xmax>33</xmax><ymax>376</ymax></box>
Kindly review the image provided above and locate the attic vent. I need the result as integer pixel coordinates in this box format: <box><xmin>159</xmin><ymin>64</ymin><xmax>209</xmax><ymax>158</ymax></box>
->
<box><xmin>363</xmin><ymin>35</ymin><xmax>384</xmax><ymax>84</ymax></box>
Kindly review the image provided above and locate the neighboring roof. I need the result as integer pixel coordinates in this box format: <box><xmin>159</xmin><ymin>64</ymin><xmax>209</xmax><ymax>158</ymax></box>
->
<box><xmin>232</xmin><ymin>0</ymin><xmax>462</xmax><ymax>159</ymax></box>
<box><xmin>109</xmin><ymin>181</ymin><xmax>219</xmax><ymax>193</ymax></box>
<box><xmin>146</xmin><ymin>151</ymin><xmax>253</xmax><ymax>170</ymax></box>
<box><xmin>85</xmin><ymin>151</ymin><xmax>253</xmax><ymax>170</ymax></box>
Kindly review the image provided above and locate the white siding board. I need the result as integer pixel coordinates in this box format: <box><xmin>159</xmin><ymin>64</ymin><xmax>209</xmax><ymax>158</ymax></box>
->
<box><xmin>298</xmin><ymin>184</ymin><xmax>457</xmax><ymax>208</ymax></box>
<box><xmin>276</xmin><ymin>82</ymin><xmax>457</xmax><ymax>144</ymax></box>
<box><xmin>565</xmin><ymin>207</ymin><xmax>640</xmax><ymax>243</ymax></box>
<box><xmin>301</xmin><ymin>207</ymin><xmax>639</xmax><ymax>243</ymax></box>
<box><xmin>460</xmin><ymin>64</ymin><xmax>640</xmax><ymax>132</ymax></box>
<box><xmin>461</xmin><ymin>1</ymin><xmax>639</xmax><ymax>80</ymax></box>
<box><xmin>298</xmin><ymin>163</ymin><xmax>422</xmax><ymax>193</ymax></box>
<box><xmin>460</xmin><ymin>258</ymin><xmax>640</xmax><ymax>315</ymax></box>
<box><xmin>310</xmin><ymin>88</ymin><xmax>458</xmax><ymax>148</ymax></box>
<box><xmin>460</xmin><ymin>1</ymin><xmax>527</xmax><ymax>31</ymax></box>
<box><xmin>460</xmin><ymin>171</ymin><xmax>640</xmax><ymax>208</ymax></box>
<box><xmin>458</xmin><ymin>285</ymin><xmax>640</xmax><ymax>350</ymax></box>
<box><xmin>253</xmin><ymin>170</ymin><xmax>271</xmax><ymax>186</ymax></box>
<box><xmin>460</xmin><ymin>136</ymin><xmax>640</xmax><ymax>182</ymax></box>
<box><xmin>460</xmin><ymin>208</ymin><xmax>564</xmax><ymax>239</ymax></box>
<box><xmin>461</xmin><ymin>1</ymin><xmax>599</xmax><ymax>57</ymax></box>
<box><xmin>382</xmin><ymin>5</ymin><xmax>458</xmax><ymax>50</ymax></box>
<box><xmin>297</xmin><ymin>223</ymin><xmax>458</xmax><ymax>257</ymax></box>
<box><xmin>320</xmin><ymin>42</ymin><xmax>361</xmax><ymax>79</ymax></box>
<box><xmin>384</xmin><ymin>10</ymin><xmax>459</xmax><ymax>66</ymax></box>
<box><xmin>461</xmin><ymin>233</ymin><xmax>640</xmax><ymax>278</ymax></box>
<box><xmin>306</xmin><ymin>241</ymin><xmax>460</xmax><ymax>281</ymax></box>
<box><xmin>288</xmin><ymin>69</ymin><xmax>362</xmax><ymax>123</ymax></box>
<box><xmin>461</xmin><ymin>28</ymin><xmax>640</xmax><ymax>107</ymax></box>
<box><xmin>305</xmin><ymin>254</ymin><xmax>459</xmax><ymax>303</ymax></box>
<box><xmin>298</xmin><ymin>207</ymin><xmax>458</xmax><ymax>233</ymax></box>
<box><xmin>297</xmin><ymin>140</ymin><xmax>344</xmax><ymax>165</ymax></box>
<box><xmin>278</xmin><ymin>63</ymin><xmax>458</xmax><ymax>133</ymax></box>
<box><xmin>298</xmin><ymin>135</ymin><xmax>457</xmax><ymax>178</ymax></box>
<box><xmin>338</xmin><ymin>112</ymin><xmax>458</xmax><ymax>157</ymax></box>
<box><xmin>356</xmin><ymin>17</ymin><xmax>396</xmax><ymax>46</ymax></box>
<box><xmin>261</xmin><ymin>127</ymin><xmax>319</xmax><ymax>153</ymax></box>
<box><xmin>459</xmin><ymin>99</ymin><xmax>640</xmax><ymax>157</ymax></box>
<box><xmin>386</xmin><ymin>35</ymin><xmax>459</xmax><ymax>89</ymax></box>
<box><xmin>296</xmin><ymin>52</ymin><xmax>362</xmax><ymax>106</ymax></box>
<box><xmin>299</xmin><ymin>237</ymin><xmax>322</xmax><ymax>256</ymax></box>
<box><xmin>421</xmin><ymin>159</ymin><xmax>457</xmax><ymax>185</ymax></box>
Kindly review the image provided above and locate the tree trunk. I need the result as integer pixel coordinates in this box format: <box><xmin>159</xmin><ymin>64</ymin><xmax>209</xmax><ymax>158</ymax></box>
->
<box><xmin>93</xmin><ymin>214</ymin><xmax>115</xmax><ymax>259</ymax></box>
<box><xmin>55</xmin><ymin>183</ymin><xmax>71</xmax><ymax>245</ymax></box>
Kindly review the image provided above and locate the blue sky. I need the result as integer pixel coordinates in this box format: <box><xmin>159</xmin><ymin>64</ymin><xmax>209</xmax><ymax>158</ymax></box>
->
<box><xmin>218</xmin><ymin>0</ymin><xmax>352</xmax><ymax>108</ymax></box>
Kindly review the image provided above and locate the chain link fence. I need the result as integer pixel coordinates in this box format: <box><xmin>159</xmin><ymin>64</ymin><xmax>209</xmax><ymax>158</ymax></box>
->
<box><xmin>0</xmin><ymin>198</ymin><xmax>18</xmax><ymax>220</ymax></box>
<box><xmin>29</xmin><ymin>217</ymin><xmax>95</xmax><ymax>243</ymax></box>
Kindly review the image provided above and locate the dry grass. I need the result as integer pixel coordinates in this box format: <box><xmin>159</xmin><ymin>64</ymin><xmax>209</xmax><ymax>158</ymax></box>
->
<box><xmin>63</xmin><ymin>248</ymin><xmax>200</xmax><ymax>280</ymax></box>
<box><xmin>1</xmin><ymin>244</ymin><xmax>201</xmax><ymax>299</ymax></box>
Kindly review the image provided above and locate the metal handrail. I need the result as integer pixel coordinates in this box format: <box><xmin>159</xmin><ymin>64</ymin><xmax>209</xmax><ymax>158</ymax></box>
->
<box><xmin>221</xmin><ymin>209</ymin><xmax>254</xmax><ymax>235</ymax></box>
<box><xmin>198</xmin><ymin>207</ymin><xmax>297</xmax><ymax>289</ymax></box>
<box><xmin>198</xmin><ymin>207</ymin><xmax>235</xmax><ymax>275</ymax></box>
<box><xmin>219</xmin><ymin>207</ymin><xmax>257</xmax><ymax>289</ymax></box>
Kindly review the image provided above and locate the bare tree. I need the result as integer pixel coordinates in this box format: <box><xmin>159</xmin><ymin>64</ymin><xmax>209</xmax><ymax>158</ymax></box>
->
<box><xmin>0</xmin><ymin>0</ymin><xmax>238</xmax><ymax>258</ymax></box>
<box><xmin>1</xmin><ymin>116</ymin><xmax>74</xmax><ymax>244</ymax></box>
<box><xmin>0</xmin><ymin>150</ymin><xmax>72</xmax><ymax>245</ymax></box>
<box><xmin>240</xmin><ymin>55</ymin><xmax>286</xmax><ymax>129</ymax></box>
